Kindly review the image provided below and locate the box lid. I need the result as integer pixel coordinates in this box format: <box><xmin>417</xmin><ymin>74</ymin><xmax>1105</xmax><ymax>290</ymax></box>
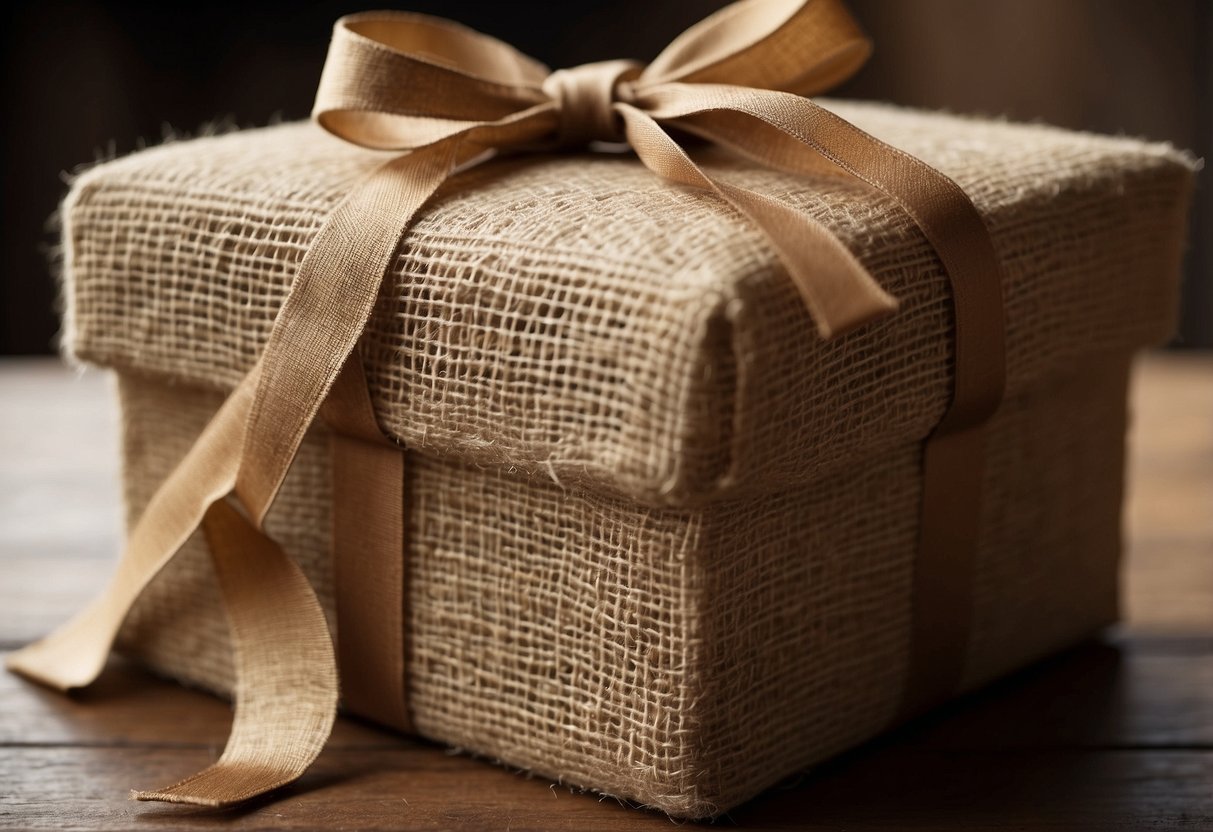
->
<box><xmin>63</xmin><ymin>100</ymin><xmax>1194</xmax><ymax>505</ymax></box>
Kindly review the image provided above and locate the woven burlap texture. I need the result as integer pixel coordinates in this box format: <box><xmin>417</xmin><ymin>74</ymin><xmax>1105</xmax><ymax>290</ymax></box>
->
<box><xmin>63</xmin><ymin>100</ymin><xmax>1193</xmax><ymax>506</ymax></box>
<box><xmin>118</xmin><ymin>359</ymin><xmax>1128</xmax><ymax>817</ymax></box>
<box><xmin>65</xmin><ymin>98</ymin><xmax>1195</xmax><ymax>816</ymax></box>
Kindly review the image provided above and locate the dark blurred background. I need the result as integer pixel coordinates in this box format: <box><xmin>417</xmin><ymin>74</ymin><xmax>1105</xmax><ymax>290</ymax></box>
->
<box><xmin>2</xmin><ymin>0</ymin><xmax>1209</xmax><ymax>354</ymax></box>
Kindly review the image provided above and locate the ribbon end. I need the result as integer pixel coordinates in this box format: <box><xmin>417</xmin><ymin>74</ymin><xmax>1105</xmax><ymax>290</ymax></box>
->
<box><xmin>5</xmin><ymin>629</ymin><xmax>104</xmax><ymax>693</ymax></box>
<box><xmin>813</xmin><ymin>286</ymin><xmax>899</xmax><ymax>340</ymax></box>
<box><xmin>130</xmin><ymin>763</ymin><xmax>297</xmax><ymax>808</ymax></box>
<box><xmin>131</xmin><ymin>788</ymin><xmax>226</xmax><ymax>807</ymax></box>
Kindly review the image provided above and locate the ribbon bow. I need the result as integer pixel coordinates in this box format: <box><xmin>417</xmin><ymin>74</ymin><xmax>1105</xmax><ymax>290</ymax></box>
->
<box><xmin>313</xmin><ymin>0</ymin><xmax>938</xmax><ymax>337</ymax></box>
<box><xmin>8</xmin><ymin>0</ymin><xmax>1006</xmax><ymax>809</ymax></box>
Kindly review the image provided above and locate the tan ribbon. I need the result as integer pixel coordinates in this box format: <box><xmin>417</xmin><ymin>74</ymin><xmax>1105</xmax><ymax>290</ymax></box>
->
<box><xmin>321</xmin><ymin>357</ymin><xmax>413</xmax><ymax>733</ymax></box>
<box><xmin>7</xmin><ymin>0</ymin><xmax>1006</xmax><ymax>806</ymax></box>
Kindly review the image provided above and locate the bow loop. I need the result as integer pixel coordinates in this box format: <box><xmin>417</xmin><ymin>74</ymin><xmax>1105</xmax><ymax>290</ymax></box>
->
<box><xmin>541</xmin><ymin>60</ymin><xmax>642</xmax><ymax>147</ymax></box>
<box><xmin>314</xmin><ymin>11</ymin><xmax>549</xmax><ymax>150</ymax></box>
<box><xmin>640</xmin><ymin>0</ymin><xmax>870</xmax><ymax>95</ymax></box>
<box><xmin>310</xmin><ymin>0</ymin><xmax>898</xmax><ymax>337</ymax></box>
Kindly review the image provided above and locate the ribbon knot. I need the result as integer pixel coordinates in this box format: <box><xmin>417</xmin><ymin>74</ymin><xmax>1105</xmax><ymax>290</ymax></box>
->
<box><xmin>541</xmin><ymin>60</ymin><xmax>641</xmax><ymax>147</ymax></box>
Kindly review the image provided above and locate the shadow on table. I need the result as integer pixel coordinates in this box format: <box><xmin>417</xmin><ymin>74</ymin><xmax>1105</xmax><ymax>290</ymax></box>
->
<box><xmin>18</xmin><ymin>637</ymin><xmax>1172</xmax><ymax>829</ymax></box>
<box><xmin>723</xmin><ymin>638</ymin><xmax>1150</xmax><ymax>827</ymax></box>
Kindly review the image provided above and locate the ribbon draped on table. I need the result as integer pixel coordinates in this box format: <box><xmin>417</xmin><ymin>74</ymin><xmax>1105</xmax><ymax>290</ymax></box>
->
<box><xmin>7</xmin><ymin>0</ymin><xmax>1006</xmax><ymax>807</ymax></box>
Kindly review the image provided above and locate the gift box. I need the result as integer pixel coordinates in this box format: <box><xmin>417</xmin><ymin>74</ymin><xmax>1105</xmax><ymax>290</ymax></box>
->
<box><xmin>15</xmin><ymin>0</ymin><xmax>1195</xmax><ymax>819</ymax></box>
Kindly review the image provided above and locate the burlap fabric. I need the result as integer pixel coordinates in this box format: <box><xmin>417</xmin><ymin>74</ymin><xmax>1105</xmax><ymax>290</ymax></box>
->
<box><xmin>65</xmin><ymin>101</ymin><xmax>1194</xmax><ymax>504</ymax></box>
<box><xmin>62</xmin><ymin>100</ymin><xmax>1194</xmax><ymax>816</ymax></box>
<box><xmin>118</xmin><ymin>358</ymin><xmax>1127</xmax><ymax>816</ymax></box>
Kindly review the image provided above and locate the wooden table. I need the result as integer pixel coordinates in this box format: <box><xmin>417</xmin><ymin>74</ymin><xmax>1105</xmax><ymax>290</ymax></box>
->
<box><xmin>2</xmin><ymin>354</ymin><xmax>1210</xmax><ymax>830</ymax></box>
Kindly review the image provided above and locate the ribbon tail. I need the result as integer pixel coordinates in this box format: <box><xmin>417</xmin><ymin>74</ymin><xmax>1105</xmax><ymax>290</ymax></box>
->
<box><xmin>617</xmin><ymin>103</ymin><xmax>895</xmax><ymax>338</ymax></box>
<box><xmin>134</xmin><ymin>141</ymin><xmax>465</xmax><ymax>803</ymax></box>
<box><xmin>7</xmin><ymin>368</ymin><xmax>336</xmax><ymax>807</ymax></box>
<box><xmin>237</xmin><ymin>138</ymin><xmax>465</xmax><ymax>522</ymax></box>
<box><xmin>4</xmin><ymin>370</ymin><xmax>257</xmax><ymax>690</ymax></box>
<box><xmin>134</xmin><ymin>500</ymin><xmax>337</xmax><ymax>806</ymax></box>
<box><xmin>10</xmin><ymin>136</ymin><xmax>468</xmax><ymax>806</ymax></box>
<box><xmin>634</xmin><ymin>84</ymin><xmax>1007</xmax><ymax>425</ymax></box>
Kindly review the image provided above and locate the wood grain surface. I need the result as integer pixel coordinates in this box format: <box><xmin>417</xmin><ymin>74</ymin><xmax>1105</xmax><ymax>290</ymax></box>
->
<box><xmin>1</xmin><ymin>354</ymin><xmax>1210</xmax><ymax>830</ymax></box>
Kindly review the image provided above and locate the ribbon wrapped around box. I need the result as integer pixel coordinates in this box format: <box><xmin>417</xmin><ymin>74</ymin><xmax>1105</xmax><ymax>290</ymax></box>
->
<box><xmin>8</xmin><ymin>0</ymin><xmax>1196</xmax><ymax>818</ymax></box>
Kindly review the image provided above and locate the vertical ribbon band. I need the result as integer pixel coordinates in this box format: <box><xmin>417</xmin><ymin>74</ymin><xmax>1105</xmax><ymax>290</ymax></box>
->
<box><xmin>322</xmin><ymin>358</ymin><xmax>413</xmax><ymax>733</ymax></box>
<box><xmin>8</xmin><ymin>0</ymin><xmax>1008</xmax><ymax>806</ymax></box>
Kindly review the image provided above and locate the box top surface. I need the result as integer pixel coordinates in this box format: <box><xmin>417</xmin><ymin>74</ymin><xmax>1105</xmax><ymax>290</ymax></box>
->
<box><xmin>64</xmin><ymin>100</ymin><xmax>1194</xmax><ymax>504</ymax></box>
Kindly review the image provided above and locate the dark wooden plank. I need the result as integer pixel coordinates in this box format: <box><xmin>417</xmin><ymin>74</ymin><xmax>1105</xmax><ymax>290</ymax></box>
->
<box><xmin>2</xmin><ymin>746</ymin><xmax>1210</xmax><ymax>831</ymax></box>
<box><xmin>1125</xmin><ymin>540</ymin><xmax>1213</xmax><ymax>637</ymax></box>
<box><xmin>909</xmin><ymin>640</ymin><xmax>1213</xmax><ymax>750</ymax></box>
<box><xmin>732</xmin><ymin>748</ymin><xmax>1213</xmax><ymax>831</ymax></box>
<box><xmin>0</xmin><ymin>654</ymin><xmax>401</xmax><ymax>751</ymax></box>
<box><xmin>1123</xmin><ymin>353</ymin><xmax>1213</xmax><ymax>636</ymax></box>
<box><xmin>0</xmin><ymin>554</ymin><xmax>114</xmax><ymax>648</ymax></box>
<box><xmin>0</xmin><ymin>745</ymin><xmax>667</xmax><ymax>832</ymax></box>
<box><xmin>5</xmin><ymin>642</ymin><xmax>1210</xmax><ymax>754</ymax></box>
<box><xmin>0</xmin><ymin>360</ymin><xmax>120</xmax><ymax>647</ymax></box>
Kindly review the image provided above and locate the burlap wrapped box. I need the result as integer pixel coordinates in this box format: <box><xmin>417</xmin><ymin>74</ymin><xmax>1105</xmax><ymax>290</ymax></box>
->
<box><xmin>10</xmin><ymin>0</ymin><xmax>1191</xmax><ymax>818</ymax></box>
<box><xmin>53</xmin><ymin>92</ymin><xmax>1195</xmax><ymax>816</ymax></box>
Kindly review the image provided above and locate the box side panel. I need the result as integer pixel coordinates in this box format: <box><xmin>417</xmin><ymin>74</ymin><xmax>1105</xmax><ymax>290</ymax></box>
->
<box><xmin>962</xmin><ymin>357</ymin><xmax>1130</xmax><ymax>687</ymax></box>
<box><xmin>114</xmin><ymin>372</ymin><xmax>713</xmax><ymax>815</ymax></box>
<box><xmin>692</xmin><ymin>355</ymin><xmax>1134</xmax><ymax>811</ymax></box>
<box><xmin>114</xmin><ymin>351</ymin><xmax>1140</xmax><ymax>815</ymax></box>
<box><xmin>719</xmin><ymin>149</ymin><xmax>1192</xmax><ymax>499</ymax></box>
